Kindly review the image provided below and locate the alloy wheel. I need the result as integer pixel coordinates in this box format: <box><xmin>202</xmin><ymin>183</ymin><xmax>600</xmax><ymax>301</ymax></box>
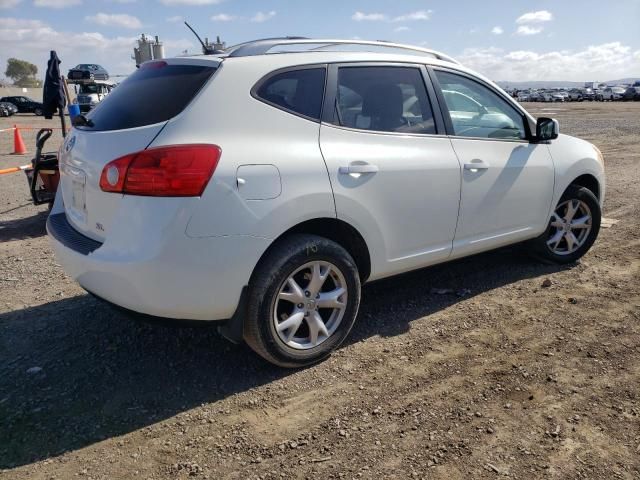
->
<box><xmin>547</xmin><ymin>199</ymin><xmax>593</xmax><ymax>255</ymax></box>
<box><xmin>272</xmin><ymin>261</ymin><xmax>348</xmax><ymax>350</ymax></box>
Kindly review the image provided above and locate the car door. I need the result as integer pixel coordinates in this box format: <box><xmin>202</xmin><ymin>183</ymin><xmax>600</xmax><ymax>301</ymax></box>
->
<box><xmin>12</xmin><ymin>97</ymin><xmax>24</xmax><ymax>111</ymax></box>
<box><xmin>430</xmin><ymin>68</ymin><xmax>554</xmax><ymax>258</ymax></box>
<box><xmin>319</xmin><ymin>64</ymin><xmax>462</xmax><ymax>280</ymax></box>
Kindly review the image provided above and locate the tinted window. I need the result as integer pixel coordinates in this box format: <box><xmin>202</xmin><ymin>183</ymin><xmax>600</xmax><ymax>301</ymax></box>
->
<box><xmin>256</xmin><ymin>68</ymin><xmax>326</xmax><ymax>120</ymax></box>
<box><xmin>435</xmin><ymin>70</ymin><xmax>526</xmax><ymax>140</ymax></box>
<box><xmin>83</xmin><ymin>63</ymin><xmax>216</xmax><ymax>131</ymax></box>
<box><xmin>334</xmin><ymin>66</ymin><xmax>436</xmax><ymax>134</ymax></box>
<box><xmin>80</xmin><ymin>84</ymin><xmax>100</xmax><ymax>94</ymax></box>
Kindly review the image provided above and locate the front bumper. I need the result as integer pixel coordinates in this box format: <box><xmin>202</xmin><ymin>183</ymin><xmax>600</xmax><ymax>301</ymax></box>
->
<box><xmin>47</xmin><ymin>208</ymin><xmax>269</xmax><ymax>321</ymax></box>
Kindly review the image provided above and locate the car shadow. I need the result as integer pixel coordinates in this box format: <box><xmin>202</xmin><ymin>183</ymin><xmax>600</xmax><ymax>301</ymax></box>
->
<box><xmin>0</xmin><ymin>209</ymin><xmax>48</xmax><ymax>242</ymax></box>
<box><xmin>0</xmin><ymin>246</ymin><xmax>571</xmax><ymax>469</ymax></box>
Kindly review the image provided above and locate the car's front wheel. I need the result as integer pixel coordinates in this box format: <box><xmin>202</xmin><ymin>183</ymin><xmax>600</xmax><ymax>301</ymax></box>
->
<box><xmin>34</xmin><ymin>108</ymin><xmax>43</xmax><ymax>116</ymax></box>
<box><xmin>244</xmin><ymin>234</ymin><xmax>361</xmax><ymax>368</ymax></box>
<box><xmin>530</xmin><ymin>185</ymin><xmax>601</xmax><ymax>264</ymax></box>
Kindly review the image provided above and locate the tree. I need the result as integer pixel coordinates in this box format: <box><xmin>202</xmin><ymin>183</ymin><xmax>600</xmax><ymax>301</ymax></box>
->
<box><xmin>5</xmin><ymin>58</ymin><xmax>40</xmax><ymax>87</ymax></box>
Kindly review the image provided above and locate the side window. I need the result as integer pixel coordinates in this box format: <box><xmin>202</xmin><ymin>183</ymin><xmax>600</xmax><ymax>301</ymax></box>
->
<box><xmin>434</xmin><ymin>70</ymin><xmax>526</xmax><ymax>140</ymax></box>
<box><xmin>255</xmin><ymin>68</ymin><xmax>326</xmax><ymax>121</ymax></box>
<box><xmin>333</xmin><ymin>66</ymin><xmax>436</xmax><ymax>134</ymax></box>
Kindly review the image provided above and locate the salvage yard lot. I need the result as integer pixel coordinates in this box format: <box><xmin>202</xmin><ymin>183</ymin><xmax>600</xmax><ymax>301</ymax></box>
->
<box><xmin>1</xmin><ymin>102</ymin><xmax>639</xmax><ymax>479</ymax></box>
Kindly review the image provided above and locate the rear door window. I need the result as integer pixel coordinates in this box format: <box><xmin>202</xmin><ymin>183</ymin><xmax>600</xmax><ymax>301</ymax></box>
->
<box><xmin>255</xmin><ymin>67</ymin><xmax>326</xmax><ymax>121</ymax></box>
<box><xmin>83</xmin><ymin>63</ymin><xmax>216</xmax><ymax>131</ymax></box>
<box><xmin>332</xmin><ymin>66</ymin><xmax>437</xmax><ymax>134</ymax></box>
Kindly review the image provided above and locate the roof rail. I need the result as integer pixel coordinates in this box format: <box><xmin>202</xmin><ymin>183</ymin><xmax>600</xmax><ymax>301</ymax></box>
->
<box><xmin>225</xmin><ymin>38</ymin><xmax>459</xmax><ymax>64</ymax></box>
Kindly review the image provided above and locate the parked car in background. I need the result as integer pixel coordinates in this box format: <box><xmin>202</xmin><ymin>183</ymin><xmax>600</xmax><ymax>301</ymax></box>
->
<box><xmin>597</xmin><ymin>87</ymin><xmax>625</xmax><ymax>101</ymax></box>
<box><xmin>67</xmin><ymin>64</ymin><xmax>110</xmax><ymax>82</ymax></box>
<box><xmin>622</xmin><ymin>87</ymin><xmax>640</xmax><ymax>101</ymax></box>
<box><xmin>516</xmin><ymin>92</ymin><xmax>530</xmax><ymax>102</ymax></box>
<box><xmin>582</xmin><ymin>88</ymin><xmax>596</xmax><ymax>101</ymax></box>
<box><xmin>568</xmin><ymin>88</ymin><xmax>584</xmax><ymax>101</ymax></box>
<box><xmin>0</xmin><ymin>101</ymin><xmax>18</xmax><ymax>116</ymax></box>
<box><xmin>74</xmin><ymin>81</ymin><xmax>115</xmax><ymax>113</ymax></box>
<box><xmin>539</xmin><ymin>91</ymin><xmax>565</xmax><ymax>102</ymax></box>
<box><xmin>537</xmin><ymin>91</ymin><xmax>553</xmax><ymax>102</ymax></box>
<box><xmin>528</xmin><ymin>91</ymin><xmax>543</xmax><ymax>102</ymax></box>
<box><xmin>0</xmin><ymin>96</ymin><xmax>43</xmax><ymax>115</ymax></box>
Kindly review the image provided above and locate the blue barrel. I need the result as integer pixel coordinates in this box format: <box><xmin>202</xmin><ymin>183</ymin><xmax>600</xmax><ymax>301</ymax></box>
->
<box><xmin>68</xmin><ymin>103</ymin><xmax>80</xmax><ymax>120</ymax></box>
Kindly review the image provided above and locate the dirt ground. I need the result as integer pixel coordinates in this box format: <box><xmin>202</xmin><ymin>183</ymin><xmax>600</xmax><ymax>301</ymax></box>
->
<box><xmin>1</xmin><ymin>103</ymin><xmax>639</xmax><ymax>479</ymax></box>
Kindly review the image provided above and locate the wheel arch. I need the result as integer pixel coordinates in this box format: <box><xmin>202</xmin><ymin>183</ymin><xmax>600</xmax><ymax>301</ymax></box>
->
<box><xmin>252</xmin><ymin>218</ymin><xmax>372</xmax><ymax>284</ymax></box>
<box><xmin>569</xmin><ymin>173</ymin><xmax>600</xmax><ymax>200</ymax></box>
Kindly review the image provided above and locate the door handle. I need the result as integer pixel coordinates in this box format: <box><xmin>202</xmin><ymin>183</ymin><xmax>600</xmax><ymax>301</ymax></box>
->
<box><xmin>338</xmin><ymin>164</ymin><xmax>379</xmax><ymax>175</ymax></box>
<box><xmin>463</xmin><ymin>161</ymin><xmax>490</xmax><ymax>172</ymax></box>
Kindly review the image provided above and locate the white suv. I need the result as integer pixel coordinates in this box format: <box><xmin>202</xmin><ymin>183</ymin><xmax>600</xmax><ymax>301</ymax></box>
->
<box><xmin>597</xmin><ymin>86</ymin><xmax>625</xmax><ymax>101</ymax></box>
<box><xmin>48</xmin><ymin>39</ymin><xmax>605</xmax><ymax>367</ymax></box>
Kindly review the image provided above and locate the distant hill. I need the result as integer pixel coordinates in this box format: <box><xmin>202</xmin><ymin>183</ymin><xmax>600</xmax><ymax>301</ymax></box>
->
<box><xmin>496</xmin><ymin>77</ymin><xmax>639</xmax><ymax>89</ymax></box>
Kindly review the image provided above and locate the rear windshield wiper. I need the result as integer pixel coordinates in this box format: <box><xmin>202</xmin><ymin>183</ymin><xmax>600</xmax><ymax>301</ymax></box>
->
<box><xmin>72</xmin><ymin>114</ymin><xmax>94</xmax><ymax>128</ymax></box>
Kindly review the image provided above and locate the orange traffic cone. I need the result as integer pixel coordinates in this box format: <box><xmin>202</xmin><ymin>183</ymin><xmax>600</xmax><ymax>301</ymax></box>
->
<box><xmin>12</xmin><ymin>125</ymin><xmax>27</xmax><ymax>155</ymax></box>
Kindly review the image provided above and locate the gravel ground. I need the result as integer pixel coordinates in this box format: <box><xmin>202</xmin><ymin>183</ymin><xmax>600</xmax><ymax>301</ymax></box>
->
<box><xmin>1</xmin><ymin>103</ymin><xmax>639</xmax><ymax>479</ymax></box>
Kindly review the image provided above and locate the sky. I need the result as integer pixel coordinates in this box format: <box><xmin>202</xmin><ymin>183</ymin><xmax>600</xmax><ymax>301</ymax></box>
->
<box><xmin>1</xmin><ymin>0</ymin><xmax>639</xmax><ymax>82</ymax></box>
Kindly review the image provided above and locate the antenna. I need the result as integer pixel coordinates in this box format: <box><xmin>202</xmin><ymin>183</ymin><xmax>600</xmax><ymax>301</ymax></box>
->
<box><xmin>184</xmin><ymin>21</ymin><xmax>219</xmax><ymax>55</ymax></box>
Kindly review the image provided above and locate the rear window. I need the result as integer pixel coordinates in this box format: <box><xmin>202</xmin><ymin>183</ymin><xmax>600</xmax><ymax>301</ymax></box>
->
<box><xmin>83</xmin><ymin>63</ymin><xmax>216</xmax><ymax>131</ymax></box>
<box><xmin>254</xmin><ymin>67</ymin><xmax>326</xmax><ymax>121</ymax></box>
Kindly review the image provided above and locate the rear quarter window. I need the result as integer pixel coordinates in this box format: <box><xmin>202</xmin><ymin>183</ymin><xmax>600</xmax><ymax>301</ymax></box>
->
<box><xmin>254</xmin><ymin>67</ymin><xmax>326</xmax><ymax>121</ymax></box>
<box><xmin>83</xmin><ymin>63</ymin><xmax>217</xmax><ymax>131</ymax></box>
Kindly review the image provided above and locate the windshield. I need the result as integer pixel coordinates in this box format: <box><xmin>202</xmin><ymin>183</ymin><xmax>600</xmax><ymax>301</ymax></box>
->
<box><xmin>79</xmin><ymin>85</ymin><xmax>100</xmax><ymax>94</ymax></box>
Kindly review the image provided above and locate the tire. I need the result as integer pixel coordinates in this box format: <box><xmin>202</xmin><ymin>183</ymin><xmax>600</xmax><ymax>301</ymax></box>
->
<box><xmin>529</xmin><ymin>185</ymin><xmax>601</xmax><ymax>264</ymax></box>
<box><xmin>244</xmin><ymin>234</ymin><xmax>361</xmax><ymax>368</ymax></box>
<box><xmin>34</xmin><ymin>108</ymin><xmax>43</xmax><ymax>116</ymax></box>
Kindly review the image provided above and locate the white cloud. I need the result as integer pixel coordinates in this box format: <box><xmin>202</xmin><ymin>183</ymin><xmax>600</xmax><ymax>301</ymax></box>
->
<box><xmin>159</xmin><ymin>0</ymin><xmax>222</xmax><ymax>5</ymax></box>
<box><xmin>0</xmin><ymin>17</ymin><xmax>45</xmax><ymax>28</ymax></box>
<box><xmin>352</xmin><ymin>11</ymin><xmax>387</xmax><ymax>22</ymax></box>
<box><xmin>491</xmin><ymin>26</ymin><xmax>503</xmax><ymax>35</ymax></box>
<box><xmin>394</xmin><ymin>26</ymin><xmax>410</xmax><ymax>32</ymax></box>
<box><xmin>211</xmin><ymin>13</ymin><xmax>235</xmax><ymax>22</ymax></box>
<box><xmin>0</xmin><ymin>0</ymin><xmax>21</xmax><ymax>8</ymax></box>
<box><xmin>516</xmin><ymin>25</ymin><xmax>543</xmax><ymax>36</ymax></box>
<box><xmin>166</xmin><ymin>15</ymin><xmax>183</xmax><ymax>22</ymax></box>
<box><xmin>393</xmin><ymin>10</ymin><xmax>432</xmax><ymax>22</ymax></box>
<box><xmin>34</xmin><ymin>0</ymin><xmax>81</xmax><ymax>7</ymax></box>
<box><xmin>85</xmin><ymin>12</ymin><xmax>142</xmax><ymax>29</ymax></box>
<box><xmin>458</xmin><ymin>42</ymin><xmax>640</xmax><ymax>82</ymax></box>
<box><xmin>250</xmin><ymin>11</ymin><xmax>276</xmax><ymax>23</ymax></box>
<box><xmin>353</xmin><ymin>10</ymin><xmax>432</xmax><ymax>22</ymax></box>
<box><xmin>516</xmin><ymin>10</ymin><xmax>553</xmax><ymax>24</ymax></box>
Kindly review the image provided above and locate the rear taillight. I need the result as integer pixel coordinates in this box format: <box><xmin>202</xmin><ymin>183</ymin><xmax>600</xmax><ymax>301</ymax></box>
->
<box><xmin>99</xmin><ymin>144</ymin><xmax>221</xmax><ymax>197</ymax></box>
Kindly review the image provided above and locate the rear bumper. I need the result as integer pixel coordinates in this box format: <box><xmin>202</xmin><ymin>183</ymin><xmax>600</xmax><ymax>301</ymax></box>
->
<box><xmin>47</xmin><ymin>207</ymin><xmax>269</xmax><ymax>321</ymax></box>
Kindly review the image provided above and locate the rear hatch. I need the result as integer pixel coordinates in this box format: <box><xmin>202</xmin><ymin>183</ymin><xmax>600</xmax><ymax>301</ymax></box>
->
<box><xmin>59</xmin><ymin>58</ymin><xmax>219</xmax><ymax>242</ymax></box>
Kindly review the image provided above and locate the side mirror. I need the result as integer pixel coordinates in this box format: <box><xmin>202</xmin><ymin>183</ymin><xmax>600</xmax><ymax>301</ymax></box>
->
<box><xmin>536</xmin><ymin>117</ymin><xmax>559</xmax><ymax>141</ymax></box>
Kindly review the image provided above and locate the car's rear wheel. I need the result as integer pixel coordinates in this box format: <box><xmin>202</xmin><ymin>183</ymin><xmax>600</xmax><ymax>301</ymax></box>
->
<box><xmin>529</xmin><ymin>185</ymin><xmax>601</xmax><ymax>264</ymax></box>
<box><xmin>244</xmin><ymin>234</ymin><xmax>361</xmax><ymax>368</ymax></box>
<box><xmin>34</xmin><ymin>108</ymin><xmax>43</xmax><ymax>116</ymax></box>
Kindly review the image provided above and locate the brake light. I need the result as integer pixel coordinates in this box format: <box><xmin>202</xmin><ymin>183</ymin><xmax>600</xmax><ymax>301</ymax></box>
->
<box><xmin>99</xmin><ymin>145</ymin><xmax>221</xmax><ymax>197</ymax></box>
<box><xmin>141</xmin><ymin>60</ymin><xmax>167</xmax><ymax>70</ymax></box>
